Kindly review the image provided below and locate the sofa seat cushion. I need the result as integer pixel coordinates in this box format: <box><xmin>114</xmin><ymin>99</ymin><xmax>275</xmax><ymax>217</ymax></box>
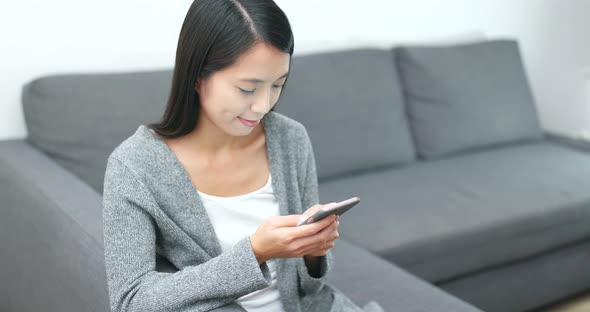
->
<box><xmin>319</xmin><ymin>142</ymin><xmax>590</xmax><ymax>282</ymax></box>
<box><xmin>276</xmin><ymin>48</ymin><xmax>416</xmax><ymax>180</ymax></box>
<box><xmin>328</xmin><ymin>239</ymin><xmax>481</xmax><ymax>312</ymax></box>
<box><xmin>395</xmin><ymin>39</ymin><xmax>544</xmax><ymax>159</ymax></box>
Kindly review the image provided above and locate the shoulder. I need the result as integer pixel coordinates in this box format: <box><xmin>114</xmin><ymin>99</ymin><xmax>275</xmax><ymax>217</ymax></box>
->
<box><xmin>265</xmin><ymin>112</ymin><xmax>315</xmax><ymax>178</ymax></box>
<box><xmin>106</xmin><ymin>124</ymin><xmax>163</xmax><ymax>179</ymax></box>
<box><xmin>265</xmin><ymin>111</ymin><xmax>311</xmax><ymax>146</ymax></box>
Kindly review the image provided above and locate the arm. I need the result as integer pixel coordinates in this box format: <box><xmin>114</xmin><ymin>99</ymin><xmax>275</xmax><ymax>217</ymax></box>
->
<box><xmin>296</xmin><ymin>125</ymin><xmax>333</xmax><ymax>296</ymax></box>
<box><xmin>103</xmin><ymin>156</ymin><xmax>271</xmax><ymax>312</ymax></box>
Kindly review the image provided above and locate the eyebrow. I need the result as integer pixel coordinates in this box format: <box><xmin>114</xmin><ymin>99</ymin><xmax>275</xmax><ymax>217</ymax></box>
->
<box><xmin>239</xmin><ymin>72</ymin><xmax>289</xmax><ymax>83</ymax></box>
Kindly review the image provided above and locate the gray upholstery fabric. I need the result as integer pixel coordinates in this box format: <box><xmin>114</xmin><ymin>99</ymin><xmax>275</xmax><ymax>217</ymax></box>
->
<box><xmin>329</xmin><ymin>240</ymin><xmax>482</xmax><ymax>312</ymax></box>
<box><xmin>395</xmin><ymin>39</ymin><xmax>544</xmax><ymax>159</ymax></box>
<box><xmin>0</xmin><ymin>139</ymin><xmax>108</xmax><ymax>312</ymax></box>
<box><xmin>440</xmin><ymin>239</ymin><xmax>590</xmax><ymax>312</ymax></box>
<box><xmin>21</xmin><ymin>69</ymin><xmax>173</xmax><ymax>194</ymax></box>
<box><xmin>546</xmin><ymin>131</ymin><xmax>590</xmax><ymax>153</ymax></box>
<box><xmin>0</xmin><ymin>139</ymin><xmax>480</xmax><ymax>312</ymax></box>
<box><xmin>319</xmin><ymin>141</ymin><xmax>590</xmax><ymax>283</ymax></box>
<box><xmin>276</xmin><ymin>48</ymin><xmax>416</xmax><ymax>180</ymax></box>
<box><xmin>10</xmin><ymin>41</ymin><xmax>590</xmax><ymax>312</ymax></box>
<box><xmin>0</xmin><ymin>140</ymin><xmax>479</xmax><ymax>312</ymax></box>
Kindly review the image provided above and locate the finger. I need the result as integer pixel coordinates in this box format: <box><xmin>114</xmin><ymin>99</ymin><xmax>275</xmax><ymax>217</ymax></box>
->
<box><xmin>324</xmin><ymin>240</ymin><xmax>336</xmax><ymax>250</ymax></box>
<box><xmin>295</xmin><ymin>214</ymin><xmax>338</xmax><ymax>237</ymax></box>
<box><xmin>268</xmin><ymin>215</ymin><xmax>305</xmax><ymax>228</ymax></box>
<box><xmin>292</xmin><ymin>233</ymin><xmax>327</xmax><ymax>254</ymax></box>
<box><xmin>306</xmin><ymin>250</ymin><xmax>328</xmax><ymax>257</ymax></box>
<box><xmin>301</xmin><ymin>202</ymin><xmax>335</xmax><ymax>220</ymax></box>
<box><xmin>294</xmin><ymin>221</ymin><xmax>338</xmax><ymax>251</ymax></box>
<box><xmin>300</xmin><ymin>235</ymin><xmax>336</xmax><ymax>256</ymax></box>
<box><xmin>302</xmin><ymin>204</ymin><xmax>324</xmax><ymax>216</ymax></box>
<box><xmin>318</xmin><ymin>219</ymin><xmax>340</xmax><ymax>241</ymax></box>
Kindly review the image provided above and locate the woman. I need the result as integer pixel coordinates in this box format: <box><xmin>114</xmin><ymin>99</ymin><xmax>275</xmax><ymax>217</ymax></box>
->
<box><xmin>102</xmin><ymin>1</ymin><xmax>384</xmax><ymax>311</ymax></box>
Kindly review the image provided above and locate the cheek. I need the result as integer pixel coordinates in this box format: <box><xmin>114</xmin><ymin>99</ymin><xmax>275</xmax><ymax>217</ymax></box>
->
<box><xmin>208</xmin><ymin>85</ymin><xmax>243</xmax><ymax>112</ymax></box>
<box><xmin>271</xmin><ymin>89</ymin><xmax>282</xmax><ymax>104</ymax></box>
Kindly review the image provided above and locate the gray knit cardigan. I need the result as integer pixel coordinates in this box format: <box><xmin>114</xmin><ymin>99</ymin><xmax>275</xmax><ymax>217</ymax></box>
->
<box><xmin>102</xmin><ymin>111</ymin><xmax>384</xmax><ymax>312</ymax></box>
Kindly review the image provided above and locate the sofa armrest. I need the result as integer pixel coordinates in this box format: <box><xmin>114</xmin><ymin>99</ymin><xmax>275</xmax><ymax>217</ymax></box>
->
<box><xmin>329</xmin><ymin>239</ymin><xmax>483</xmax><ymax>312</ymax></box>
<box><xmin>545</xmin><ymin>131</ymin><xmax>590</xmax><ymax>152</ymax></box>
<box><xmin>0</xmin><ymin>139</ymin><xmax>109</xmax><ymax>312</ymax></box>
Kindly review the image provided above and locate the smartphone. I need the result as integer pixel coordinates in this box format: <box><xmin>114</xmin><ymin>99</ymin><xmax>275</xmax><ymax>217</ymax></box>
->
<box><xmin>297</xmin><ymin>197</ymin><xmax>360</xmax><ymax>226</ymax></box>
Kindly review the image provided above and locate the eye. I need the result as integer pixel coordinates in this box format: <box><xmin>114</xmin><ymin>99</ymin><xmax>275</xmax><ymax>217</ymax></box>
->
<box><xmin>273</xmin><ymin>85</ymin><xmax>284</xmax><ymax>89</ymax></box>
<box><xmin>239</xmin><ymin>88</ymin><xmax>255</xmax><ymax>95</ymax></box>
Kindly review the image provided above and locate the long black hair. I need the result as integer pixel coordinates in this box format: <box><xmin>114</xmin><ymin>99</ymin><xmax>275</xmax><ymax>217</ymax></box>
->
<box><xmin>147</xmin><ymin>0</ymin><xmax>294</xmax><ymax>138</ymax></box>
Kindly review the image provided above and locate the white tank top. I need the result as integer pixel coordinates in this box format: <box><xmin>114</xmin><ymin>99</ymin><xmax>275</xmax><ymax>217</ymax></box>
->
<box><xmin>197</xmin><ymin>173</ymin><xmax>286</xmax><ymax>312</ymax></box>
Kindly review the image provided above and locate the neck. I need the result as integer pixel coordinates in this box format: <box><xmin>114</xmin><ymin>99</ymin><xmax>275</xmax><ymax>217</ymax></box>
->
<box><xmin>186</xmin><ymin>115</ymin><xmax>264</xmax><ymax>156</ymax></box>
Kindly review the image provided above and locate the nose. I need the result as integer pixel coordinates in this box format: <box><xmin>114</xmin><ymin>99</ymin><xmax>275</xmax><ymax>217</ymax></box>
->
<box><xmin>251</xmin><ymin>88</ymin><xmax>272</xmax><ymax>114</ymax></box>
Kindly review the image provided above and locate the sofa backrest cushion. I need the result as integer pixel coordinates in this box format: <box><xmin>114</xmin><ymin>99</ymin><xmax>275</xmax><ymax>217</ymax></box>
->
<box><xmin>22</xmin><ymin>69</ymin><xmax>172</xmax><ymax>194</ymax></box>
<box><xmin>276</xmin><ymin>48</ymin><xmax>416</xmax><ymax>180</ymax></box>
<box><xmin>395</xmin><ymin>39</ymin><xmax>544</xmax><ymax>159</ymax></box>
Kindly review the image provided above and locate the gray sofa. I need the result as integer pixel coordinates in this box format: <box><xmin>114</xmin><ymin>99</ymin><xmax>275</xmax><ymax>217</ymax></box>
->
<box><xmin>1</xmin><ymin>38</ymin><xmax>588</xmax><ymax>312</ymax></box>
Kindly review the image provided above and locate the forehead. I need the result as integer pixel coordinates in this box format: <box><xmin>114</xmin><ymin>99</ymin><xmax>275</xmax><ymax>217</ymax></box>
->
<box><xmin>222</xmin><ymin>42</ymin><xmax>290</xmax><ymax>79</ymax></box>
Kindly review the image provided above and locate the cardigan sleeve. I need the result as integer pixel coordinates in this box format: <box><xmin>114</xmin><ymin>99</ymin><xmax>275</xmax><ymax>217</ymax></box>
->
<box><xmin>296</xmin><ymin>125</ymin><xmax>334</xmax><ymax>296</ymax></box>
<box><xmin>102</xmin><ymin>156</ymin><xmax>272</xmax><ymax>312</ymax></box>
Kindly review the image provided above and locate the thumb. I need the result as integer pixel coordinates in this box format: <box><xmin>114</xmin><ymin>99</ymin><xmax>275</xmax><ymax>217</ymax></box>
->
<box><xmin>268</xmin><ymin>215</ymin><xmax>303</xmax><ymax>228</ymax></box>
<box><xmin>299</xmin><ymin>202</ymin><xmax>338</xmax><ymax>224</ymax></box>
<box><xmin>298</xmin><ymin>214</ymin><xmax>308</xmax><ymax>224</ymax></box>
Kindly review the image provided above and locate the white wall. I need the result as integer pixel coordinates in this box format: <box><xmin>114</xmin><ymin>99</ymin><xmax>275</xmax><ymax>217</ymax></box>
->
<box><xmin>0</xmin><ymin>1</ymin><xmax>193</xmax><ymax>141</ymax></box>
<box><xmin>1</xmin><ymin>0</ymin><xmax>589</xmax><ymax>140</ymax></box>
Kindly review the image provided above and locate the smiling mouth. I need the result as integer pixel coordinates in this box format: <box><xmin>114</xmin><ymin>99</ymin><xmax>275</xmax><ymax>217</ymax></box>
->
<box><xmin>238</xmin><ymin>117</ymin><xmax>260</xmax><ymax>126</ymax></box>
<box><xmin>241</xmin><ymin>118</ymin><xmax>258</xmax><ymax>122</ymax></box>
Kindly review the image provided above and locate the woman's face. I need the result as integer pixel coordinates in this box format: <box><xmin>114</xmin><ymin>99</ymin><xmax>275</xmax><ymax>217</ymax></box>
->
<box><xmin>195</xmin><ymin>41</ymin><xmax>290</xmax><ymax>137</ymax></box>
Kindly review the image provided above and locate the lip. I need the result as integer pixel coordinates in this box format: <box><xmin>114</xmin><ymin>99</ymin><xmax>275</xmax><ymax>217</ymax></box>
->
<box><xmin>238</xmin><ymin>117</ymin><xmax>260</xmax><ymax>127</ymax></box>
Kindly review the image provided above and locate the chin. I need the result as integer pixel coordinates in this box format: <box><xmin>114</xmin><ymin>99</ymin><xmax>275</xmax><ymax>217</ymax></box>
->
<box><xmin>232</xmin><ymin>124</ymin><xmax>255</xmax><ymax>136</ymax></box>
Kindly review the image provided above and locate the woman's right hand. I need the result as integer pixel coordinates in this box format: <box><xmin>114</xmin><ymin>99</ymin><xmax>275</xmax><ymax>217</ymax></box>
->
<box><xmin>249</xmin><ymin>203</ymin><xmax>339</xmax><ymax>264</ymax></box>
